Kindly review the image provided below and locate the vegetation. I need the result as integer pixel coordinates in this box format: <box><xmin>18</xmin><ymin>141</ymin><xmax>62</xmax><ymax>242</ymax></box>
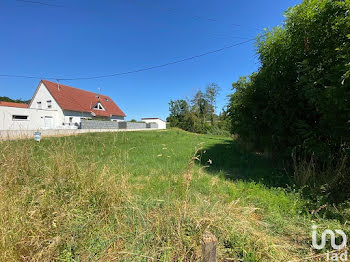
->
<box><xmin>0</xmin><ymin>96</ymin><xmax>30</xmax><ymax>104</ymax></box>
<box><xmin>168</xmin><ymin>83</ymin><xmax>230</xmax><ymax>135</ymax></box>
<box><xmin>227</xmin><ymin>0</ymin><xmax>350</xmax><ymax>203</ymax></box>
<box><xmin>1</xmin><ymin>130</ymin><xmax>347</xmax><ymax>261</ymax></box>
<box><xmin>1</xmin><ymin>1</ymin><xmax>349</xmax><ymax>260</ymax></box>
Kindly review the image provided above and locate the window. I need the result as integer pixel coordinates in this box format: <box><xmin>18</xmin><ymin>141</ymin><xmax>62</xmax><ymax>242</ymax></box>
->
<box><xmin>93</xmin><ymin>102</ymin><xmax>105</xmax><ymax>111</ymax></box>
<box><xmin>69</xmin><ymin>117</ymin><xmax>73</xmax><ymax>123</ymax></box>
<box><xmin>37</xmin><ymin>101</ymin><xmax>42</xmax><ymax>109</ymax></box>
<box><xmin>47</xmin><ymin>100</ymin><xmax>52</xmax><ymax>109</ymax></box>
<box><xmin>12</xmin><ymin>115</ymin><xmax>28</xmax><ymax>120</ymax></box>
<box><xmin>105</xmin><ymin>98</ymin><xmax>109</xmax><ymax>102</ymax></box>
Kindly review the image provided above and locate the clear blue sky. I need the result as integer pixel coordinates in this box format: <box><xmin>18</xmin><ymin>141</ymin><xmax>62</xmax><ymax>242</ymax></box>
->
<box><xmin>0</xmin><ymin>0</ymin><xmax>301</xmax><ymax>120</ymax></box>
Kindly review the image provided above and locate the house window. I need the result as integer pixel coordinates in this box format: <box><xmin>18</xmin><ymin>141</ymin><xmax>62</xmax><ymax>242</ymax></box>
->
<box><xmin>93</xmin><ymin>102</ymin><xmax>105</xmax><ymax>111</ymax></box>
<box><xmin>105</xmin><ymin>98</ymin><xmax>109</xmax><ymax>102</ymax></box>
<box><xmin>12</xmin><ymin>115</ymin><xmax>28</xmax><ymax>120</ymax></box>
<box><xmin>37</xmin><ymin>101</ymin><xmax>42</xmax><ymax>109</ymax></box>
<box><xmin>47</xmin><ymin>100</ymin><xmax>52</xmax><ymax>109</ymax></box>
<box><xmin>69</xmin><ymin>117</ymin><xmax>73</xmax><ymax>123</ymax></box>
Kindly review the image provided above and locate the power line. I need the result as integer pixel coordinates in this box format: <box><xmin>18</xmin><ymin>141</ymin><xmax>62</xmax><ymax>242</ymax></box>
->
<box><xmin>137</xmin><ymin>0</ymin><xmax>262</xmax><ymax>32</ymax></box>
<box><xmin>15</xmin><ymin>0</ymin><xmax>262</xmax><ymax>33</ymax></box>
<box><xmin>13</xmin><ymin>0</ymin><xmax>260</xmax><ymax>51</ymax></box>
<box><xmin>8</xmin><ymin>1</ymin><xmax>260</xmax><ymax>81</ymax></box>
<box><xmin>0</xmin><ymin>38</ymin><xmax>255</xmax><ymax>81</ymax></box>
<box><xmin>15</xmin><ymin>0</ymin><xmax>64</xmax><ymax>7</ymax></box>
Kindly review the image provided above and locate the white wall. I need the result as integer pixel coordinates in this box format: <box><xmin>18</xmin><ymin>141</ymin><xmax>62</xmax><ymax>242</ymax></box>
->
<box><xmin>30</xmin><ymin>83</ymin><xmax>60</xmax><ymax>111</ymax></box>
<box><xmin>110</xmin><ymin>115</ymin><xmax>124</xmax><ymax>122</ymax></box>
<box><xmin>142</xmin><ymin>118</ymin><xmax>166</xmax><ymax>129</ymax></box>
<box><xmin>29</xmin><ymin>82</ymin><xmax>65</xmax><ymax>127</ymax></box>
<box><xmin>0</xmin><ymin>106</ymin><xmax>60</xmax><ymax>130</ymax></box>
<box><xmin>62</xmin><ymin>110</ymin><xmax>93</xmax><ymax>127</ymax></box>
<box><xmin>61</xmin><ymin>112</ymin><xmax>125</xmax><ymax>125</ymax></box>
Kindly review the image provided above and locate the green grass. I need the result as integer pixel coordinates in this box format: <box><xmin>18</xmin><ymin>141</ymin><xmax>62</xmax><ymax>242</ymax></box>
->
<box><xmin>0</xmin><ymin>129</ymin><xmax>348</xmax><ymax>261</ymax></box>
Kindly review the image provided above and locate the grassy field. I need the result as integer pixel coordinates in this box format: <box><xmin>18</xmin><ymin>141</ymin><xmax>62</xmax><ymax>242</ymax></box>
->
<box><xmin>0</xmin><ymin>129</ymin><xmax>347</xmax><ymax>261</ymax></box>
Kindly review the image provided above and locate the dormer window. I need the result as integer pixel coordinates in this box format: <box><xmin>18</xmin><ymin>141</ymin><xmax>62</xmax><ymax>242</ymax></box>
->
<box><xmin>93</xmin><ymin>102</ymin><xmax>105</xmax><ymax>111</ymax></box>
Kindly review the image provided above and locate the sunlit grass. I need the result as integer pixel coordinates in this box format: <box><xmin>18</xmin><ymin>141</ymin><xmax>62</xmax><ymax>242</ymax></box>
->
<box><xmin>0</xmin><ymin>129</ymin><xmax>346</xmax><ymax>261</ymax></box>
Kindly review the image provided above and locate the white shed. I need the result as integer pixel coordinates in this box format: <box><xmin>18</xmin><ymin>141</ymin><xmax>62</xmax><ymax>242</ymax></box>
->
<box><xmin>141</xmin><ymin>118</ymin><xmax>166</xmax><ymax>129</ymax></box>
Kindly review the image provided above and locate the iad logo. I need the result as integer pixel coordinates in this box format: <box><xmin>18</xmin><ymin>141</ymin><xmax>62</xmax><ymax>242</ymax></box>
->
<box><xmin>312</xmin><ymin>225</ymin><xmax>348</xmax><ymax>261</ymax></box>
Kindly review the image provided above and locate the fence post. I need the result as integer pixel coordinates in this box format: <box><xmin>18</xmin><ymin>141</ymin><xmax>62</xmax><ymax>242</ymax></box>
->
<box><xmin>202</xmin><ymin>231</ymin><xmax>217</xmax><ymax>262</ymax></box>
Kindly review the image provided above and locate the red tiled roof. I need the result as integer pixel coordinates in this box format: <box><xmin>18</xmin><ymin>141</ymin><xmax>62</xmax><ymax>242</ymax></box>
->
<box><xmin>0</xmin><ymin>101</ymin><xmax>29</xmax><ymax>108</ymax></box>
<box><xmin>41</xmin><ymin>80</ymin><xmax>125</xmax><ymax>117</ymax></box>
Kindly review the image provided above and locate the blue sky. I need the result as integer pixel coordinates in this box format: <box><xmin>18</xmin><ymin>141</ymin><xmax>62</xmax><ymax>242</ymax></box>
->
<box><xmin>0</xmin><ymin>0</ymin><xmax>301</xmax><ymax>120</ymax></box>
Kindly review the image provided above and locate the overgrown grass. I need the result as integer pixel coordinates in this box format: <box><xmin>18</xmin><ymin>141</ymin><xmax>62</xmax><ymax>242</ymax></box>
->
<box><xmin>0</xmin><ymin>129</ymin><xmax>348</xmax><ymax>261</ymax></box>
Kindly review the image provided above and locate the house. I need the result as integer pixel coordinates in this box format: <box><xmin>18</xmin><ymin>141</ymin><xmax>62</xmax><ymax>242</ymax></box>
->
<box><xmin>0</xmin><ymin>80</ymin><xmax>125</xmax><ymax>130</ymax></box>
<box><xmin>141</xmin><ymin>118</ymin><xmax>166</xmax><ymax>129</ymax></box>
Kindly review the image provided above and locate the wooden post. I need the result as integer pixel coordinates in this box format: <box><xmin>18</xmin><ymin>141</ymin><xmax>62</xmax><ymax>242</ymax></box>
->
<box><xmin>202</xmin><ymin>231</ymin><xmax>217</xmax><ymax>262</ymax></box>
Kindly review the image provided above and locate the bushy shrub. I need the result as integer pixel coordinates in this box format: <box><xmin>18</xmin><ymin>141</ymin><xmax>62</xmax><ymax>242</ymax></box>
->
<box><xmin>228</xmin><ymin>0</ymin><xmax>350</xmax><ymax>201</ymax></box>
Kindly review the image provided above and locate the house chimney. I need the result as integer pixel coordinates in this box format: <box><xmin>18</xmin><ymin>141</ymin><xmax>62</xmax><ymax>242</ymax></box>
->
<box><xmin>57</xmin><ymin>79</ymin><xmax>60</xmax><ymax>91</ymax></box>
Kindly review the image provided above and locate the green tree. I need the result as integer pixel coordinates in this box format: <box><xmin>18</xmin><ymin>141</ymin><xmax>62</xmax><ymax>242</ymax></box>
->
<box><xmin>230</xmin><ymin>0</ymin><xmax>350</xmax><ymax>155</ymax></box>
<box><xmin>168</xmin><ymin>99</ymin><xmax>190</xmax><ymax>128</ymax></box>
<box><xmin>0</xmin><ymin>96</ymin><xmax>30</xmax><ymax>104</ymax></box>
<box><xmin>191</xmin><ymin>90</ymin><xmax>210</xmax><ymax>129</ymax></box>
<box><xmin>228</xmin><ymin>0</ymin><xmax>350</xmax><ymax>199</ymax></box>
<box><xmin>205</xmin><ymin>83</ymin><xmax>221</xmax><ymax>126</ymax></box>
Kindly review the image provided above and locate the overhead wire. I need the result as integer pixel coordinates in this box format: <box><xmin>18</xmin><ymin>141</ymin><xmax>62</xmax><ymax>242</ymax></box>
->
<box><xmin>0</xmin><ymin>38</ymin><xmax>255</xmax><ymax>81</ymax></box>
<box><xmin>4</xmin><ymin>1</ymin><xmax>262</xmax><ymax>81</ymax></box>
<box><xmin>15</xmin><ymin>0</ymin><xmax>64</xmax><ymax>8</ymax></box>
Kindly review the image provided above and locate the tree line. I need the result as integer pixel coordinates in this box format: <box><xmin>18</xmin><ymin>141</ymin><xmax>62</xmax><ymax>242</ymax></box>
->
<box><xmin>168</xmin><ymin>83</ymin><xmax>231</xmax><ymax>135</ymax></box>
<box><xmin>0</xmin><ymin>96</ymin><xmax>30</xmax><ymax>104</ymax></box>
<box><xmin>169</xmin><ymin>0</ymin><xmax>350</xmax><ymax>203</ymax></box>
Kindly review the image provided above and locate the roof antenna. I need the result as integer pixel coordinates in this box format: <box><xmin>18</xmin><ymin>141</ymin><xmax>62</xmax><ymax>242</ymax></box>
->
<box><xmin>56</xmin><ymin>79</ymin><xmax>60</xmax><ymax>91</ymax></box>
<box><xmin>97</xmin><ymin>87</ymin><xmax>101</xmax><ymax>99</ymax></box>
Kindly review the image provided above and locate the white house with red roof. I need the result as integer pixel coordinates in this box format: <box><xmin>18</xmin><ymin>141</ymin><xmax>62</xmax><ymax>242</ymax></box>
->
<box><xmin>0</xmin><ymin>80</ymin><xmax>126</xmax><ymax>130</ymax></box>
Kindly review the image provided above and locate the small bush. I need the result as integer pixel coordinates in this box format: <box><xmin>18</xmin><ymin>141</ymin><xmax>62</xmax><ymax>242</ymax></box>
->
<box><xmin>293</xmin><ymin>149</ymin><xmax>350</xmax><ymax>204</ymax></box>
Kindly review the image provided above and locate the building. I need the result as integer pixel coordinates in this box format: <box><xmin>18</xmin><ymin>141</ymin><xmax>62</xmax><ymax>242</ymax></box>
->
<box><xmin>141</xmin><ymin>118</ymin><xmax>166</xmax><ymax>129</ymax></box>
<box><xmin>0</xmin><ymin>80</ymin><xmax>125</xmax><ymax>130</ymax></box>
